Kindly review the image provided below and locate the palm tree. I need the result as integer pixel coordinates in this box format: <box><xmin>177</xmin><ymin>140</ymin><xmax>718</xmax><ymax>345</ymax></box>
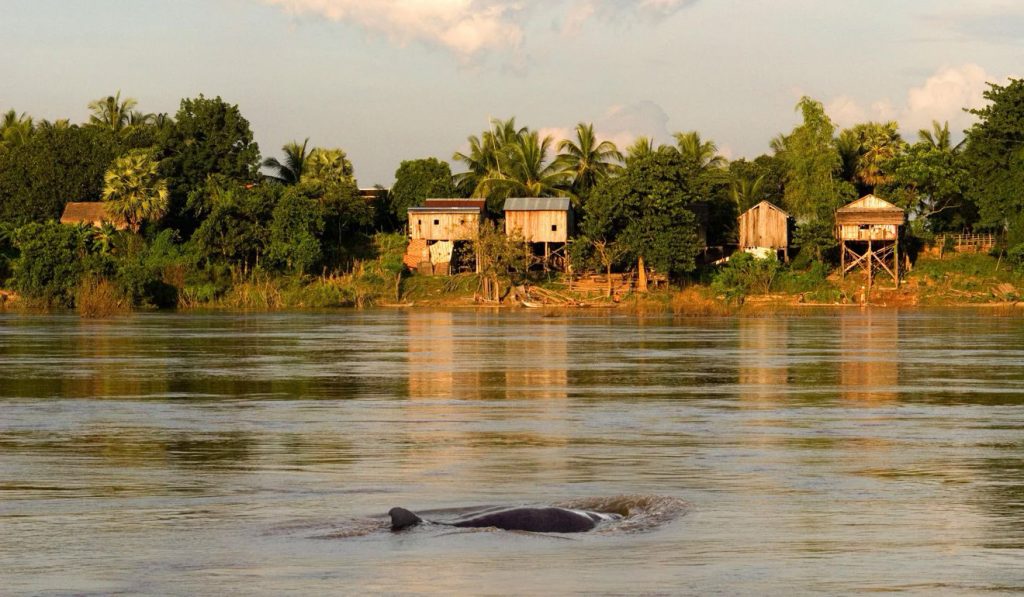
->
<box><xmin>673</xmin><ymin>131</ymin><xmax>726</xmax><ymax>170</ymax></box>
<box><xmin>1</xmin><ymin>110</ymin><xmax>34</xmax><ymax>148</ymax></box>
<box><xmin>477</xmin><ymin>131</ymin><xmax>569</xmax><ymax>198</ymax></box>
<box><xmin>263</xmin><ymin>139</ymin><xmax>310</xmax><ymax>185</ymax></box>
<box><xmin>730</xmin><ymin>174</ymin><xmax>767</xmax><ymax>212</ymax></box>
<box><xmin>305</xmin><ymin>147</ymin><xmax>354</xmax><ymax>185</ymax></box>
<box><xmin>37</xmin><ymin>118</ymin><xmax>70</xmax><ymax>132</ymax></box>
<box><xmin>88</xmin><ymin>91</ymin><xmax>138</xmax><ymax>132</ymax></box>
<box><xmin>838</xmin><ymin>121</ymin><xmax>903</xmax><ymax>191</ymax></box>
<box><xmin>625</xmin><ymin>136</ymin><xmax>655</xmax><ymax>164</ymax></box>
<box><xmin>453</xmin><ymin>117</ymin><xmax>528</xmax><ymax>197</ymax></box>
<box><xmin>555</xmin><ymin>122</ymin><xmax>623</xmax><ymax>199</ymax></box>
<box><xmin>102</xmin><ymin>150</ymin><xmax>169</xmax><ymax>233</ymax></box>
<box><xmin>127</xmin><ymin>111</ymin><xmax>156</xmax><ymax>128</ymax></box>
<box><xmin>918</xmin><ymin>120</ymin><xmax>964</xmax><ymax>153</ymax></box>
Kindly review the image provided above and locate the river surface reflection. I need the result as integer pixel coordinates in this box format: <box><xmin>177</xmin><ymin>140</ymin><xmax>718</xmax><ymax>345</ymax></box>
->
<box><xmin>1</xmin><ymin>309</ymin><xmax>1023</xmax><ymax>594</ymax></box>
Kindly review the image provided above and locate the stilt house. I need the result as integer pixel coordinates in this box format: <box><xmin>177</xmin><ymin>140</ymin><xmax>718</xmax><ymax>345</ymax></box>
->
<box><xmin>836</xmin><ymin>194</ymin><xmax>906</xmax><ymax>288</ymax></box>
<box><xmin>738</xmin><ymin>201</ymin><xmax>791</xmax><ymax>261</ymax></box>
<box><xmin>503</xmin><ymin>197</ymin><xmax>573</xmax><ymax>271</ymax></box>
<box><xmin>405</xmin><ymin>199</ymin><xmax>486</xmax><ymax>275</ymax></box>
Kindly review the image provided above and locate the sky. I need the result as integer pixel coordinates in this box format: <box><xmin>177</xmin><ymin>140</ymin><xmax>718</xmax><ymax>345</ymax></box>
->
<box><xmin>1</xmin><ymin>0</ymin><xmax>1022</xmax><ymax>185</ymax></box>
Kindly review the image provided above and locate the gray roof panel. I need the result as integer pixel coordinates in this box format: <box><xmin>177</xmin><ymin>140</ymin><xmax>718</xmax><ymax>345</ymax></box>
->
<box><xmin>503</xmin><ymin>197</ymin><xmax>571</xmax><ymax>212</ymax></box>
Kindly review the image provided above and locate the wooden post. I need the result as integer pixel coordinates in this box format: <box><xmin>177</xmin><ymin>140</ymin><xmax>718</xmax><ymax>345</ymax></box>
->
<box><xmin>867</xmin><ymin>238</ymin><xmax>873</xmax><ymax>292</ymax></box>
<box><xmin>894</xmin><ymin>235</ymin><xmax>900</xmax><ymax>288</ymax></box>
<box><xmin>841</xmin><ymin>239</ymin><xmax>846</xmax><ymax>278</ymax></box>
<box><xmin>544</xmin><ymin>242</ymin><xmax>550</xmax><ymax>272</ymax></box>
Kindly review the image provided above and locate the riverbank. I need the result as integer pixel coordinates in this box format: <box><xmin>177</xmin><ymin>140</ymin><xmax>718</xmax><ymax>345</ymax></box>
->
<box><xmin>2</xmin><ymin>253</ymin><xmax>1021</xmax><ymax>316</ymax></box>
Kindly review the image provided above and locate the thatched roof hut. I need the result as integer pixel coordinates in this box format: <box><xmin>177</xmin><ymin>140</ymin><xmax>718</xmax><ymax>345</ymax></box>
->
<box><xmin>60</xmin><ymin>202</ymin><xmax>127</xmax><ymax>229</ymax></box>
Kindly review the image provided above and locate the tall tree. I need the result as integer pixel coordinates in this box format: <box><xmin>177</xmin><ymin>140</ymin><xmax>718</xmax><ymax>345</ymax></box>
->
<box><xmin>452</xmin><ymin>117</ymin><xmax>527</xmax><ymax>198</ymax></box>
<box><xmin>0</xmin><ymin>126</ymin><xmax>124</xmax><ymax>224</ymax></box>
<box><xmin>555</xmin><ymin>122</ymin><xmax>623</xmax><ymax>202</ymax></box>
<box><xmin>390</xmin><ymin>158</ymin><xmax>455</xmax><ymax>224</ymax></box>
<box><xmin>0</xmin><ymin>110</ymin><xmax>34</xmax><ymax>149</ymax></box>
<box><xmin>102</xmin><ymin>150</ymin><xmax>170</xmax><ymax>233</ymax></box>
<box><xmin>625</xmin><ymin>136</ymin><xmax>656</xmax><ymax>165</ymax></box>
<box><xmin>158</xmin><ymin>95</ymin><xmax>261</xmax><ymax>230</ymax></box>
<box><xmin>918</xmin><ymin>120</ymin><xmax>958</xmax><ymax>151</ymax></box>
<box><xmin>87</xmin><ymin>91</ymin><xmax>138</xmax><ymax>132</ymax></box>
<box><xmin>776</xmin><ymin>97</ymin><xmax>854</xmax><ymax>220</ymax></box>
<box><xmin>673</xmin><ymin>131</ymin><xmax>726</xmax><ymax>170</ymax></box>
<box><xmin>476</xmin><ymin>130</ymin><xmax>569</xmax><ymax>200</ymax></box>
<box><xmin>304</xmin><ymin>148</ymin><xmax>355</xmax><ymax>185</ymax></box>
<box><xmin>582</xmin><ymin>150</ymin><xmax>705</xmax><ymax>287</ymax></box>
<box><xmin>263</xmin><ymin>139</ymin><xmax>310</xmax><ymax>185</ymax></box>
<box><xmin>963</xmin><ymin>78</ymin><xmax>1024</xmax><ymax>242</ymax></box>
<box><xmin>837</xmin><ymin>121</ymin><xmax>903</xmax><ymax>194</ymax></box>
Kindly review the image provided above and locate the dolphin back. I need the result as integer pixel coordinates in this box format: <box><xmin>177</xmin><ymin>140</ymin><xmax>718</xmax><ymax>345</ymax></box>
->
<box><xmin>389</xmin><ymin>507</ymin><xmax>424</xmax><ymax>530</ymax></box>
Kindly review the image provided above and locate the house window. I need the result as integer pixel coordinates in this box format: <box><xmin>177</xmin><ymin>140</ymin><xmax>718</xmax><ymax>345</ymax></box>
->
<box><xmin>459</xmin><ymin>219</ymin><xmax>465</xmax><ymax>225</ymax></box>
<box><xmin>434</xmin><ymin>219</ymin><xmax>440</xmax><ymax>225</ymax></box>
<box><xmin>551</xmin><ymin>224</ymin><xmax>558</xmax><ymax>232</ymax></box>
<box><xmin>859</xmin><ymin>224</ymin><xmax>870</xmax><ymax>231</ymax></box>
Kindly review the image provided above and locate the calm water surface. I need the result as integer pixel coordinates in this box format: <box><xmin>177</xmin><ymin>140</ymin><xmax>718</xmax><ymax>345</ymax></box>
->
<box><xmin>1</xmin><ymin>309</ymin><xmax>1023</xmax><ymax>595</ymax></box>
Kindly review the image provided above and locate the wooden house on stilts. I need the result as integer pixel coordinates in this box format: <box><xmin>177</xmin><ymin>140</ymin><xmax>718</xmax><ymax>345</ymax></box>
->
<box><xmin>835</xmin><ymin>195</ymin><xmax>906</xmax><ymax>288</ymax></box>
<box><xmin>405</xmin><ymin>199</ymin><xmax>485</xmax><ymax>275</ymax></box>
<box><xmin>738</xmin><ymin>201</ymin><xmax>791</xmax><ymax>261</ymax></box>
<box><xmin>503</xmin><ymin>197</ymin><xmax>573</xmax><ymax>271</ymax></box>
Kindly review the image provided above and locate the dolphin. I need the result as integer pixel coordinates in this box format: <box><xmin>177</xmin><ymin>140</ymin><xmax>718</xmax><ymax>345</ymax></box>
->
<box><xmin>389</xmin><ymin>506</ymin><xmax>622</xmax><ymax>533</ymax></box>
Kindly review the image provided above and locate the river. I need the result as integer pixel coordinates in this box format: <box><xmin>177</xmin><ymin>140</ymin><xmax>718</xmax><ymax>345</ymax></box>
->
<box><xmin>1</xmin><ymin>309</ymin><xmax>1023</xmax><ymax>595</ymax></box>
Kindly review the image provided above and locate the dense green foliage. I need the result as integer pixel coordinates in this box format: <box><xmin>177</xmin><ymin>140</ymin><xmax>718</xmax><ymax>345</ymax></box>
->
<box><xmin>711</xmin><ymin>252</ymin><xmax>782</xmax><ymax>301</ymax></box>
<box><xmin>389</xmin><ymin>158</ymin><xmax>455</xmax><ymax>224</ymax></box>
<box><xmin>583</xmin><ymin>150</ymin><xmax>703</xmax><ymax>278</ymax></box>
<box><xmin>0</xmin><ymin>126</ymin><xmax>126</xmax><ymax>224</ymax></box>
<box><xmin>963</xmin><ymin>79</ymin><xmax>1024</xmax><ymax>244</ymax></box>
<box><xmin>158</xmin><ymin>95</ymin><xmax>261</xmax><ymax>229</ymax></box>
<box><xmin>3</xmin><ymin>82</ymin><xmax>1022</xmax><ymax>310</ymax></box>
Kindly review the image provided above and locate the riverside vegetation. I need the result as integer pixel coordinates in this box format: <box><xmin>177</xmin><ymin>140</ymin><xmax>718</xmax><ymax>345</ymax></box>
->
<box><xmin>2</xmin><ymin>83</ymin><xmax>1024</xmax><ymax>316</ymax></box>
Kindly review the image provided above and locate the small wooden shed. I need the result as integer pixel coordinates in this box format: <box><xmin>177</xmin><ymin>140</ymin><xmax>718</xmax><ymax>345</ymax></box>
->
<box><xmin>738</xmin><ymin>201</ymin><xmax>791</xmax><ymax>260</ymax></box>
<box><xmin>60</xmin><ymin>202</ymin><xmax>127</xmax><ymax>230</ymax></box>
<box><xmin>503</xmin><ymin>197</ymin><xmax>573</xmax><ymax>271</ymax></box>
<box><xmin>836</xmin><ymin>194</ymin><xmax>906</xmax><ymax>288</ymax></box>
<box><xmin>408</xmin><ymin>199</ymin><xmax>485</xmax><ymax>242</ymax></box>
<box><xmin>503</xmin><ymin>197</ymin><xmax>572</xmax><ymax>243</ymax></box>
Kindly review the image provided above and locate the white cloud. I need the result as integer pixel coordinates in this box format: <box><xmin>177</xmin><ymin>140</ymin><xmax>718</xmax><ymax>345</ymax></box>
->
<box><xmin>826</xmin><ymin>64</ymin><xmax>1008</xmax><ymax>136</ymax></box>
<box><xmin>262</xmin><ymin>0</ymin><xmax>698</xmax><ymax>60</ymax></box>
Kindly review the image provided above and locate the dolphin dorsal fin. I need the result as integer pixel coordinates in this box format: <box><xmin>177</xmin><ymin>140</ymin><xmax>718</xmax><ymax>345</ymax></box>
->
<box><xmin>389</xmin><ymin>507</ymin><xmax>423</xmax><ymax>530</ymax></box>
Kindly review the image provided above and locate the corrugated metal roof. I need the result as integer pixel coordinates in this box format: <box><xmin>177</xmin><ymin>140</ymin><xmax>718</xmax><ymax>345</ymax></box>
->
<box><xmin>503</xmin><ymin>197</ymin><xmax>571</xmax><ymax>212</ymax></box>
<box><xmin>423</xmin><ymin>198</ymin><xmax>486</xmax><ymax>209</ymax></box>
<box><xmin>408</xmin><ymin>206</ymin><xmax>481</xmax><ymax>213</ymax></box>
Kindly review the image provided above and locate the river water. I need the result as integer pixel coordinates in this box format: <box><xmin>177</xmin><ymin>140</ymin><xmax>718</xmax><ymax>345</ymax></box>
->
<box><xmin>1</xmin><ymin>309</ymin><xmax>1023</xmax><ymax>595</ymax></box>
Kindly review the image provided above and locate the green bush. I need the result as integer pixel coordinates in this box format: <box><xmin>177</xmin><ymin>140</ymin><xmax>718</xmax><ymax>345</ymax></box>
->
<box><xmin>711</xmin><ymin>251</ymin><xmax>781</xmax><ymax>302</ymax></box>
<box><xmin>12</xmin><ymin>222</ymin><xmax>89</xmax><ymax>306</ymax></box>
<box><xmin>1008</xmin><ymin>243</ymin><xmax>1024</xmax><ymax>271</ymax></box>
<box><xmin>774</xmin><ymin>261</ymin><xmax>830</xmax><ymax>294</ymax></box>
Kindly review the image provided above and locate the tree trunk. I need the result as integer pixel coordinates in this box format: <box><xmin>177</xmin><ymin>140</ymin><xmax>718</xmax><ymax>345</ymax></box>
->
<box><xmin>606</xmin><ymin>262</ymin><xmax>613</xmax><ymax>297</ymax></box>
<box><xmin>637</xmin><ymin>256</ymin><xmax>648</xmax><ymax>293</ymax></box>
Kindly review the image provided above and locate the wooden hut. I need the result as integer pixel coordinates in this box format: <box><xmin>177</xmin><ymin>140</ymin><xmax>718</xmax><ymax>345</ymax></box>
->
<box><xmin>405</xmin><ymin>199</ymin><xmax>485</xmax><ymax>275</ymax></box>
<box><xmin>60</xmin><ymin>202</ymin><xmax>127</xmax><ymax>230</ymax></box>
<box><xmin>836</xmin><ymin>194</ymin><xmax>906</xmax><ymax>288</ymax></box>
<box><xmin>738</xmin><ymin>201</ymin><xmax>791</xmax><ymax>261</ymax></box>
<box><xmin>503</xmin><ymin>197</ymin><xmax>573</xmax><ymax>271</ymax></box>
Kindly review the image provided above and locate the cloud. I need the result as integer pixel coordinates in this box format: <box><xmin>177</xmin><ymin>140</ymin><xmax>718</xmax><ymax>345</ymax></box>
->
<box><xmin>263</xmin><ymin>0</ymin><xmax>698</xmax><ymax>60</ymax></box>
<box><xmin>826</xmin><ymin>64</ymin><xmax>1007</xmax><ymax>136</ymax></box>
<box><xmin>928</xmin><ymin>1</ymin><xmax>1024</xmax><ymax>44</ymax></box>
<box><xmin>596</xmin><ymin>101</ymin><xmax>672</xmax><ymax>149</ymax></box>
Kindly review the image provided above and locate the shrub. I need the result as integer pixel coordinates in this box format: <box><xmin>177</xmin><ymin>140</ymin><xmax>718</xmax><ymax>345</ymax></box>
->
<box><xmin>1008</xmin><ymin>243</ymin><xmax>1024</xmax><ymax>271</ymax></box>
<box><xmin>12</xmin><ymin>222</ymin><xmax>88</xmax><ymax>307</ymax></box>
<box><xmin>774</xmin><ymin>261</ymin><xmax>830</xmax><ymax>294</ymax></box>
<box><xmin>76</xmin><ymin>277</ymin><xmax>130</xmax><ymax>318</ymax></box>
<box><xmin>711</xmin><ymin>251</ymin><xmax>781</xmax><ymax>302</ymax></box>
